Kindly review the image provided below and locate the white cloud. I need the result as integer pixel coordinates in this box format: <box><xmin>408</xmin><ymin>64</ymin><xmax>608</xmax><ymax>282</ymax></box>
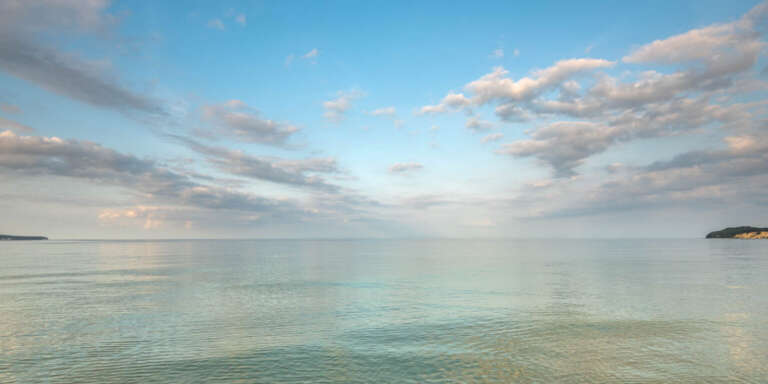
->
<box><xmin>370</xmin><ymin>106</ymin><xmax>396</xmax><ymax>117</ymax></box>
<box><xmin>418</xmin><ymin>2</ymin><xmax>768</xmax><ymax>183</ymax></box>
<box><xmin>207</xmin><ymin>18</ymin><xmax>224</xmax><ymax>30</ymax></box>
<box><xmin>490</xmin><ymin>48</ymin><xmax>504</xmax><ymax>58</ymax></box>
<box><xmin>303</xmin><ymin>48</ymin><xmax>319</xmax><ymax>61</ymax></box>
<box><xmin>235</xmin><ymin>14</ymin><xmax>246</xmax><ymax>26</ymax></box>
<box><xmin>467</xmin><ymin>59</ymin><xmax>615</xmax><ymax>104</ymax></box>
<box><xmin>370</xmin><ymin>106</ymin><xmax>402</xmax><ymax>128</ymax></box>
<box><xmin>419</xmin><ymin>92</ymin><xmax>471</xmax><ymax>114</ymax></box>
<box><xmin>622</xmin><ymin>4</ymin><xmax>766</xmax><ymax>66</ymax></box>
<box><xmin>481</xmin><ymin>133</ymin><xmax>504</xmax><ymax>143</ymax></box>
<box><xmin>323</xmin><ymin>90</ymin><xmax>363</xmax><ymax>123</ymax></box>
<box><xmin>389</xmin><ymin>162</ymin><xmax>423</xmax><ymax>173</ymax></box>
<box><xmin>0</xmin><ymin>117</ymin><xmax>34</xmax><ymax>133</ymax></box>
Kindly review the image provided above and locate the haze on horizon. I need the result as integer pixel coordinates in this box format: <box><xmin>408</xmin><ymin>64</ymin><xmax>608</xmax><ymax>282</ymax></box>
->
<box><xmin>1</xmin><ymin>0</ymin><xmax>767</xmax><ymax>239</ymax></box>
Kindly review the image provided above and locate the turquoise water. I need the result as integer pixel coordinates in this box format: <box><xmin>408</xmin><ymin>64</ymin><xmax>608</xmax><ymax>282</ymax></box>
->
<box><xmin>1</xmin><ymin>239</ymin><xmax>767</xmax><ymax>383</ymax></box>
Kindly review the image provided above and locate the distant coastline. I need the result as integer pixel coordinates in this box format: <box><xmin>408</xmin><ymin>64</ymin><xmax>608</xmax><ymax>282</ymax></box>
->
<box><xmin>706</xmin><ymin>227</ymin><xmax>768</xmax><ymax>239</ymax></box>
<box><xmin>0</xmin><ymin>234</ymin><xmax>48</xmax><ymax>241</ymax></box>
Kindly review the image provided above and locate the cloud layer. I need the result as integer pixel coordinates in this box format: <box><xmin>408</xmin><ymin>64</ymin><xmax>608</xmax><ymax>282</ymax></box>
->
<box><xmin>0</xmin><ymin>0</ymin><xmax>165</xmax><ymax>115</ymax></box>
<box><xmin>200</xmin><ymin>100</ymin><xmax>299</xmax><ymax>146</ymax></box>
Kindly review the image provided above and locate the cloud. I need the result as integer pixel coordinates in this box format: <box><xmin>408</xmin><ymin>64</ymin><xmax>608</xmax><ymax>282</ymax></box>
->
<box><xmin>481</xmin><ymin>133</ymin><xmax>504</xmax><ymax>143</ymax></box>
<box><xmin>98</xmin><ymin>206</ymin><xmax>166</xmax><ymax>229</ymax></box>
<box><xmin>284</xmin><ymin>48</ymin><xmax>319</xmax><ymax>66</ymax></box>
<box><xmin>646</xmin><ymin>135</ymin><xmax>767</xmax><ymax>173</ymax></box>
<box><xmin>0</xmin><ymin>104</ymin><xmax>21</xmax><ymax>114</ymax></box>
<box><xmin>0</xmin><ymin>1</ymin><xmax>165</xmax><ymax>116</ymax></box>
<box><xmin>499</xmin><ymin>121</ymin><xmax>615</xmax><ymax>177</ymax></box>
<box><xmin>553</xmin><ymin>134</ymin><xmax>768</xmax><ymax>217</ymax></box>
<box><xmin>389</xmin><ymin>162</ymin><xmax>423</xmax><ymax>173</ymax></box>
<box><xmin>369</xmin><ymin>106</ymin><xmax>402</xmax><ymax>127</ymax></box>
<box><xmin>303</xmin><ymin>48</ymin><xmax>319</xmax><ymax>59</ymax></box>
<box><xmin>420</xmin><ymin>59</ymin><xmax>613</xmax><ymax>119</ymax></box>
<box><xmin>500</xmin><ymin>97</ymin><xmax>753</xmax><ymax>176</ymax></box>
<box><xmin>498</xmin><ymin>129</ymin><xmax>768</xmax><ymax>220</ymax></box>
<box><xmin>419</xmin><ymin>2</ymin><xmax>768</xmax><ymax>180</ymax></box>
<box><xmin>200</xmin><ymin>100</ymin><xmax>299</xmax><ymax>146</ymax></box>
<box><xmin>467</xmin><ymin>59</ymin><xmax>615</xmax><ymax>105</ymax></box>
<box><xmin>0</xmin><ymin>37</ymin><xmax>165</xmax><ymax>116</ymax></box>
<box><xmin>235</xmin><ymin>14</ymin><xmax>247</xmax><ymax>26</ymax></box>
<box><xmin>370</xmin><ymin>106</ymin><xmax>396</xmax><ymax>117</ymax></box>
<box><xmin>0</xmin><ymin>117</ymin><xmax>34</xmax><ymax>133</ymax></box>
<box><xmin>207</xmin><ymin>18</ymin><xmax>225</xmax><ymax>30</ymax></box>
<box><xmin>622</xmin><ymin>4</ymin><xmax>766</xmax><ymax>66</ymax></box>
<box><xmin>490</xmin><ymin>48</ymin><xmax>504</xmax><ymax>58</ymax></box>
<box><xmin>418</xmin><ymin>92</ymin><xmax>471</xmax><ymax>114</ymax></box>
<box><xmin>0</xmin><ymin>0</ymin><xmax>114</xmax><ymax>34</ymax></box>
<box><xmin>465</xmin><ymin>116</ymin><xmax>494</xmax><ymax>132</ymax></box>
<box><xmin>170</xmin><ymin>135</ymin><xmax>341</xmax><ymax>192</ymax></box>
<box><xmin>0</xmin><ymin>129</ymin><xmax>306</xmax><ymax>219</ymax></box>
<box><xmin>323</xmin><ymin>90</ymin><xmax>363</xmax><ymax>123</ymax></box>
<box><xmin>495</xmin><ymin>103</ymin><xmax>529</xmax><ymax>122</ymax></box>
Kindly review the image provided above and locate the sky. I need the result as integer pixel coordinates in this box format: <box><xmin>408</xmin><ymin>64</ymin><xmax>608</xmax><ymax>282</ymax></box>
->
<box><xmin>1</xmin><ymin>0</ymin><xmax>767</xmax><ymax>239</ymax></box>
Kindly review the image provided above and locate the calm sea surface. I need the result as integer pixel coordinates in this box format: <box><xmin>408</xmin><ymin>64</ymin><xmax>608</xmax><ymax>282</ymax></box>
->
<box><xmin>1</xmin><ymin>239</ymin><xmax>767</xmax><ymax>383</ymax></box>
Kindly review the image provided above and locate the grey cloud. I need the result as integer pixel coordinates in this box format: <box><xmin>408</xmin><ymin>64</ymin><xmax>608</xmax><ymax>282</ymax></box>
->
<box><xmin>465</xmin><ymin>116</ymin><xmax>494</xmax><ymax>132</ymax></box>
<box><xmin>501</xmin><ymin>97</ymin><xmax>754</xmax><ymax>177</ymax></box>
<box><xmin>499</xmin><ymin>121</ymin><xmax>615</xmax><ymax>177</ymax></box>
<box><xmin>0</xmin><ymin>130</ymin><xmax>297</xmax><ymax>215</ymax></box>
<box><xmin>0</xmin><ymin>129</ymin><xmax>396</xmax><ymax>233</ymax></box>
<box><xmin>646</xmin><ymin>135</ymin><xmax>767</xmax><ymax>173</ymax></box>
<box><xmin>0</xmin><ymin>1</ymin><xmax>165</xmax><ymax>116</ymax></box>
<box><xmin>170</xmin><ymin>135</ymin><xmax>341</xmax><ymax>192</ymax></box>
<box><xmin>0</xmin><ymin>37</ymin><xmax>165</xmax><ymax>115</ymax></box>
<box><xmin>534</xmin><ymin>135</ymin><xmax>768</xmax><ymax>218</ymax></box>
<box><xmin>419</xmin><ymin>3</ymin><xmax>767</xmax><ymax>180</ymax></box>
<box><xmin>397</xmin><ymin>194</ymin><xmax>464</xmax><ymax>210</ymax></box>
<box><xmin>481</xmin><ymin>133</ymin><xmax>504</xmax><ymax>143</ymax></box>
<box><xmin>0</xmin><ymin>0</ymin><xmax>114</xmax><ymax>34</ymax></box>
<box><xmin>0</xmin><ymin>103</ymin><xmax>21</xmax><ymax>114</ymax></box>
<box><xmin>0</xmin><ymin>117</ymin><xmax>34</xmax><ymax>133</ymax></box>
<box><xmin>495</xmin><ymin>103</ymin><xmax>529</xmax><ymax>122</ymax></box>
<box><xmin>200</xmin><ymin>100</ymin><xmax>299</xmax><ymax>146</ymax></box>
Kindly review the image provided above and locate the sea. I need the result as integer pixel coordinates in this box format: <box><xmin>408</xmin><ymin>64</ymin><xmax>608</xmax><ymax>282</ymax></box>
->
<box><xmin>1</xmin><ymin>239</ymin><xmax>766</xmax><ymax>383</ymax></box>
